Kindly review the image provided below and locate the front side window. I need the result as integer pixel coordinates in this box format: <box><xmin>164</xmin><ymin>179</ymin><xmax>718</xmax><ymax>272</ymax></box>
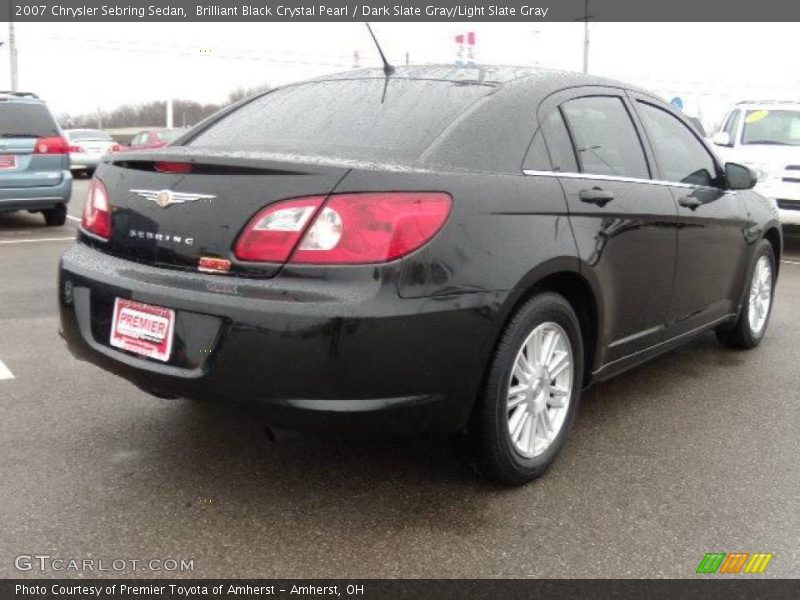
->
<box><xmin>560</xmin><ymin>96</ymin><xmax>649</xmax><ymax>179</ymax></box>
<box><xmin>636</xmin><ymin>102</ymin><xmax>717</xmax><ymax>187</ymax></box>
<box><xmin>741</xmin><ymin>109</ymin><xmax>800</xmax><ymax>146</ymax></box>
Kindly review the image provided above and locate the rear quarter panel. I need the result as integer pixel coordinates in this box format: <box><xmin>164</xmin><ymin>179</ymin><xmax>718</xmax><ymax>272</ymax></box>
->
<box><xmin>333</xmin><ymin>168</ymin><xmax>577</xmax><ymax>300</ymax></box>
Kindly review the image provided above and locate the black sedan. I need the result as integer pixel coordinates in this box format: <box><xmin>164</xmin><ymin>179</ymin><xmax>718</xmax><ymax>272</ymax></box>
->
<box><xmin>59</xmin><ymin>66</ymin><xmax>782</xmax><ymax>485</ymax></box>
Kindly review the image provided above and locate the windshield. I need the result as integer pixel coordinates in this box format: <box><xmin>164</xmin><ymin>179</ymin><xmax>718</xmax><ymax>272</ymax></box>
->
<box><xmin>187</xmin><ymin>79</ymin><xmax>491</xmax><ymax>162</ymax></box>
<box><xmin>68</xmin><ymin>130</ymin><xmax>112</xmax><ymax>142</ymax></box>
<box><xmin>0</xmin><ymin>103</ymin><xmax>59</xmax><ymax>137</ymax></box>
<box><xmin>741</xmin><ymin>109</ymin><xmax>800</xmax><ymax>146</ymax></box>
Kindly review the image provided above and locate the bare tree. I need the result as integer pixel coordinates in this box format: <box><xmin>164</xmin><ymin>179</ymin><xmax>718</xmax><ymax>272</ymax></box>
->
<box><xmin>60</xmin><ymin>84</ymin><xmax>272</xmax><ymax>129</ymax></box>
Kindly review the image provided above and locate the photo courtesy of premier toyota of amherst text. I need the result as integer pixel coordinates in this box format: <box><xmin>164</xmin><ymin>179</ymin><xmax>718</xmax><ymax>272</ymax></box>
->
<box><xmin>0</xmin><ymin>1</ymin><xmax>799</xmax><ymax>598</ymax></box>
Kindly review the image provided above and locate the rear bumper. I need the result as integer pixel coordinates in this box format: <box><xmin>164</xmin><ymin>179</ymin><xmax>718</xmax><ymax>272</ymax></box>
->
<box><xmin>0</xmin><ymin>171</ymin><xmax>72</xmax><ymax>211</ymax></box>
<box><xmin>70</xmin><ymin>155</ymin><xmax>102</xmax><ymax>170</ymax></box>
<box><xmin>58</xmin><ymin>243</ymin><xmax>504</xmax><ymax>435</ymax></box>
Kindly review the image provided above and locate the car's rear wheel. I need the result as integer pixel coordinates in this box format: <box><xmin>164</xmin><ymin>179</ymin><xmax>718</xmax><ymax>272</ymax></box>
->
<box><xmin>42</xmin><ymin>204</ymin><xmax>67</xmax><ymax>227</ymax></box>
<box><xmin>716</xmin><ymin>240</ymin><xmax>776</xmax><ymax>349</ymax></box>
<box><xmin>471</xmin><ymin>292</ymin><xmax>584</xmax><ymax>485</ymax></box>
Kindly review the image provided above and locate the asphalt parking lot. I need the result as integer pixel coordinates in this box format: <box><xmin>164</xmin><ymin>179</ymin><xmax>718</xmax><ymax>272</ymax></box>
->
<box><xmin>1</xmin><ymin>178</ymin><xmax>798</xmax><ymax>578</ymax></box>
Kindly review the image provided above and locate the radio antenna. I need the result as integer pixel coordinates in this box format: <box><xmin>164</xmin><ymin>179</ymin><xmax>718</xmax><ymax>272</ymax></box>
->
<box><xmin>365</xmin><ymin>23</ymin><xmax>395</xmax><ymax>76</ymax></box>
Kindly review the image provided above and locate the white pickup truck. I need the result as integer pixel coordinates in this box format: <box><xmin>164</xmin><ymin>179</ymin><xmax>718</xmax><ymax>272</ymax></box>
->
<box><xmin>712</xmin><ymin>101</ymin><xmax>800</xmax><ymax>225</ymax></box>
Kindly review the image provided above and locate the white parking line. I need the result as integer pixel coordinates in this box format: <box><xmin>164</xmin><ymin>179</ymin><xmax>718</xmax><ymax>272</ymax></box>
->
<box><xmin>66</xmin><ymin>215</ymin><xmax>81</xmax><ymax>224</ymax></box>
<box><xmin>0</xmin><ymin>359</ymin><xmax>14</xmax><ymax>381</ymax></box>
<box><xmin>782</xmin><ymin>260</ymin><xmax>800</xmax><ymax>266</ymax></box>
<box><xmin>0</xmin><ymin>237</ymin><xmax>74</xmax><ymax>245</ymax></box>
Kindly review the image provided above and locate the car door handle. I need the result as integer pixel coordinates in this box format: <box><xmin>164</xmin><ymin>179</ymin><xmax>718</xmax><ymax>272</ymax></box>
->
<box><xmin>679</xmin><ymin>196</ymin><xmax>703</xmax><ymax>210</ymax></box>
<box><xmin>579</xmin><ymin>187</ymin><xmax>614</xmax><ymax>206</ymax></box>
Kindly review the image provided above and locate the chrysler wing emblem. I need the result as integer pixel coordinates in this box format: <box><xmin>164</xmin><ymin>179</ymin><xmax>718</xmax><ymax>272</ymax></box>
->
<box><xmin>130</xmin><ymin>189</ymin><xmax>216</xmax><ymax>208</ymax></box>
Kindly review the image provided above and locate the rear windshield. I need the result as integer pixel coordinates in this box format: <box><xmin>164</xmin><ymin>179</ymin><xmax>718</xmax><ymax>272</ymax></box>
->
<box><xmin>187</xmin><ymin>79</ymin><xmax>491</xmax><ymax>161</ymax></box>
<box><xmin>0</xmin><ymin>102</ymin><xmax>59</xmax><ymax>137</ymax></box>
<box><xmin>68</xmin><ymin>130</ymin><xmax>112</xmax><ymax>141</ymax></box>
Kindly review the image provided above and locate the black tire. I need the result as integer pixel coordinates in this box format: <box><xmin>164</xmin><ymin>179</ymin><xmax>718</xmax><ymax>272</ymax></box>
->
<box><xmin>716</xmin><ymin>239</ymin><xmax>776</xmax><ymax>349</ymax></box>
<box><xmin>470</xmin><ymin>292</ymin><xmax>584</xmax><ymax>486</ymax></box>
<box><xmin>42</xmin><ymin>204</ymin><xmax>67</xmax><ymax>227</ymax></box>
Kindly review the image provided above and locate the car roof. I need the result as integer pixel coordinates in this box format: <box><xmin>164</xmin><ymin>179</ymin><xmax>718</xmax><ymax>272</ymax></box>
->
<box><xmin>311</xmin><ymin>64</ymin><xmax>650</xmax><ymax>98</ymax></box>
<box><xmin>297</xmin><ymin>65</ymin><xmax>663</xmax><ymax>173</ymax></box>
<box><xmin>734</xmin><ymin>101</ymin><xmax>800</xmax><ymax>111</ymax></box>
<box><xmin>0</xmin><ymin>91</ymin><xmax>44</xmax><ymax>104</ymax></box>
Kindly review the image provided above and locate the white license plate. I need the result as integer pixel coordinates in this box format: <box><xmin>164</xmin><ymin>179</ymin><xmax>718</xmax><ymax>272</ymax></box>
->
<box><xmin>110</xmin><ymin>298</ymin><xmax>175</xmax><ymax>362</ymax></box>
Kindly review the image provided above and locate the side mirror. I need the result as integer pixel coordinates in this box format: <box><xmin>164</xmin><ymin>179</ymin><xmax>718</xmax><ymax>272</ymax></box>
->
<box><xmin>712</xmin><ymin>131</ymin><xmax>732</xmax><ymax>147</ymax></box>
<box><xmin>725</xmin><ymin>162</ymin><xmax>757</xmax><ymax>190</ymax></box>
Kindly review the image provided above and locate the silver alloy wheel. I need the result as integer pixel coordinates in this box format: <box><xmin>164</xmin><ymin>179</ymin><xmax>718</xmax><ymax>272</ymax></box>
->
<box><xmin>748</xmin><ymin>255</ymin><xmax>773</xmax><ymax>335</ymax></box>
<box><xmin>506</xmin><ymin>322</ymin><xmax>574</xmax><ymax>458</ymax></box>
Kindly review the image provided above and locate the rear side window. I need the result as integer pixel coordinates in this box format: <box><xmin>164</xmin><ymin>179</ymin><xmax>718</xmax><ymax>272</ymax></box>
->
<box><xmin>188</xmin><ymin>79</ymin><xmax>491</xmax><ymax>161</ymax></box>
<box><xmin>636</xmin><ymin>102</ymin><xmax>717</xmax><ymax>187</ymax></box>
<box><xmin>0</xmin><ymin>102</ymin><xmax>59</xmax><ymax>137</ymax></box>
<box><xmin>525</xmin><ymin>109</ymin><xmax>578</xmax><ymax>173</ymax></box>
<box><xmin>561</xmin><ymin>96</ymin><xmax>649</xmax><ymax>179</ymax></box>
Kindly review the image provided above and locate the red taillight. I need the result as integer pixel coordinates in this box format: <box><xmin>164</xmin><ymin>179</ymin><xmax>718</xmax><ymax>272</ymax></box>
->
<box><xmin>82</xmin><ymin>178</ymin><xmax>112</xmax><ymax>240</ymax></box>
<box><xmin>34</xmin><ymin>136</ymin><xmax>70</xmax><ymax>155</ymax></box>
<box><xmin>68</xmin><ymin>145</ymin><xmax>84</xmax><ymax>153</ymax></box>
<box><xmin>109</xmin><ymin>143</ymin><xmax>121</xmax><ymax>153</ymax></box>
<box><xmin>235</xmin><ymin>192</ymin><xmax>452</xmax><ymax>265</ymax></box>
<box><xmin>154</xmin><ymin>161</ymin><xmax>192</xmax><ymax>174</ymax></box>
<box><xmin>235</xmin><ymin>196</ymin><xmax>325</xmax><ymax>262</ymax></box>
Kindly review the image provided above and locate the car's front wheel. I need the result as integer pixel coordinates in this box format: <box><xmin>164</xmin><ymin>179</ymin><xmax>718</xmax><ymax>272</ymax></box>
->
<box><xmin>42</xmin><ymin>204</ymin><xmax>67</xmax><ymax>227</ymax></box>
<box><xmin>716</xmin><ymin>239</ymin><xmax>776</xmax><ymax>349</ymax></box>
<box><xmin>471</xmin><ymin>292</ymin><xmax>584</xmax><ymax>485</ymax></box>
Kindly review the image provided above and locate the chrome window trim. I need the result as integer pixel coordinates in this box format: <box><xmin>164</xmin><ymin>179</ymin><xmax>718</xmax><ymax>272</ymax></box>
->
<box><xmin>522</xmin><ymin>169</ymin><xmax>714</xmax><ymax>191</ymax></box>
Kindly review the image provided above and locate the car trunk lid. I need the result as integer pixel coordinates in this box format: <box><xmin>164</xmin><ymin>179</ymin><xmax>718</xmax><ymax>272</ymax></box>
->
<box><xmin>93</xmin><ymin>149</ymin><xmax>351</xmax><ymax>277</ymax></box>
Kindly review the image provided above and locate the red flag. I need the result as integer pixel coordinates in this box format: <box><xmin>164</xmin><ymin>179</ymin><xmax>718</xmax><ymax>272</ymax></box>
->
<box><xmin>467</xmin><ymin>32</ymin><xmax>476</xmax><ymax>45</ymax></box>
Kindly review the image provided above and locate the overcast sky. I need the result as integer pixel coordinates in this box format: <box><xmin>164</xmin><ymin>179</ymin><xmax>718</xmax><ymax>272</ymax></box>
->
<box><xmin>2</xmin><ymin>22</ymin><xmax>799</xmax><ymax>128</ymax></box>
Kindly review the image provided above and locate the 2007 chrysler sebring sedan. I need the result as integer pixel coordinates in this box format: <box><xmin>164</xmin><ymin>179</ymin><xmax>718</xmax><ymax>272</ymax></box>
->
<box><xmin>59</xmin><ymin>66</ymin><xmax>782</xmax><ymax>485</ymax></box>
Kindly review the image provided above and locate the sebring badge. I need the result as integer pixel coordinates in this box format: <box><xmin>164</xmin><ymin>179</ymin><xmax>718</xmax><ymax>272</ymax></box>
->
<box><xmin>130</xmin><ymin>189</ymin><xmax>216</xmax><ymax>208</ymax></box>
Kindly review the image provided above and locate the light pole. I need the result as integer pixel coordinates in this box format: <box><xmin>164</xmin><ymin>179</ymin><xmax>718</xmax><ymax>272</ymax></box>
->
<box><xmin>579</xmin><ymin>0</ymin><xmax>592</xmax><ymax>74</ymax></box>
<box><xmin>8</xmin><ymin>21</ymin><xmax>18</xmax><ymax>90</ymax></box>
<box><xmin>530</xmin><ymin>29</ymin><xmax>541</xmax><ymax>66</ymax></box>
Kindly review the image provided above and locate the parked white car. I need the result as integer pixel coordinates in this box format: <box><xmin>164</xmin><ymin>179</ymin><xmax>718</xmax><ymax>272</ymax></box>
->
<box><xmin>712</xmin><ymin>102</ymin><xmax>800</xmax><ymax>225</ymax></box>
<box><xmin>64</xmin><ymin>129</ymin><xmax>120</xmax><ymax>176</ymax></box>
